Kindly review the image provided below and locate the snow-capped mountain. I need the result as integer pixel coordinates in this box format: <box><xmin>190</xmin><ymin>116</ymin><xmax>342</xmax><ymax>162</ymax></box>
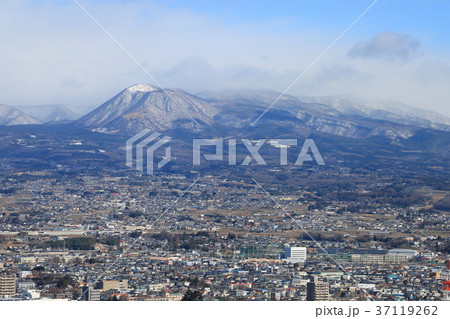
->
<box><xmin>300</xmin><ymin>96</ymin><xmax>450</xmax><ymax>131</ymax></box>
<box><xmin>365</xmin><ymin>100</ymin><xmax>450</xmax><ymax>127</ymax></box>
<box><xmin>298</xmin><ymin>96</ymin><xmax>370</xmax><ymax>117</ymax></box>
<box><xmin>200</xmin><ymin>90</ymin><xmax>449</xmax><ymax>143</ymax></box>
<box><xmin>78</xmin><ymin>84</ymin><xmax>219</xmax><ymax>133</ymax></box>
<box><xmin>15</xmin><ymin>104</ymin><xmax>80</xmax><ymax>123</ymax></box>
<box><xmin>73</xmin><ymin>85</ymin><xmax>449</xmax><ymax>152</ymax></box>
<box><xmin>0</xmin><ymin>104</ymin><xmax>40</xmax><ymax>125</ymax></box>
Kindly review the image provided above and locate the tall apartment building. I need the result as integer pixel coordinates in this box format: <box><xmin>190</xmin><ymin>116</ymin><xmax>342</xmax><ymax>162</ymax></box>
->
<box><xmin>0</xmin><ymin>274</ymin><xmax>17</xmax><ymax>297</ymax></box>
<box><xmin>81</xmin><ymin>286</ymin><xmax>101</xmax><ymax>301</ymax></box>
<box><xmin>306</xmin><ymin>276</ymin><xmax>329</xmax><ymax>301</ymax></box>
<box><xmin>281</xmin><ymin>247</ymin><xmax>307</xmax><ymax>263</ymax></box>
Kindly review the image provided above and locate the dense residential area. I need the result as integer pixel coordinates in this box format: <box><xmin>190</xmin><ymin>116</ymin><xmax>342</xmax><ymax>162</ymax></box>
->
<box><xmin>1</xmin><ymin>167</ymin><xmax>449</xmax><ymax>301</ymax></box>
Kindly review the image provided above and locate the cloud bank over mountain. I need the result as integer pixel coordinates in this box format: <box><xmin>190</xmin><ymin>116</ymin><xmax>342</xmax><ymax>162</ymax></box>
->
<box><xmin>1</xmin><ymin>1</ymin><xmax>450</xmax><ymax>117</ymax></box>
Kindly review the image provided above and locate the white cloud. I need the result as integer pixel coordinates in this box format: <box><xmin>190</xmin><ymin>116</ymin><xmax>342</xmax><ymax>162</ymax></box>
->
<box><xmin>348</xmin><ymin>31</ymin><xmax>420</xmax><ymax>62</ymax></box>
<box><xmin>0</xmin><ymin>1</ymin><xmax>321</xmax><ymax>107</ymax></box>
<box><xmin>0</xmin><ymin>1</ymin><xmax>449</xmax><ymax>117</ymax></box>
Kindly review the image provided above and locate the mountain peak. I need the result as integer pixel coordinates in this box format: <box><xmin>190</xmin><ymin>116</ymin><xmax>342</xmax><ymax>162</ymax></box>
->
<box><xmin>125</xmin><ymin>84</ymin><xmax>159</xmax><ymax>94</ymax></box>
<box><xmin>78</xmin><ymin>85</ymin><xmax>219</xmax><ymax>133</ymax></box>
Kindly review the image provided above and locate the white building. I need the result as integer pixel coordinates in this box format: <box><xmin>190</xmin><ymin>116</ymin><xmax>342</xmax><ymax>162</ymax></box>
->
<box><xmin>21</xmin><ymin>289</ymin><xmax>41</xmax><ymax>300</ymax></box>
<box><xmin>387</xmin><ymin>249</ymin><xmax>419</xmax><ymax>259</ymax></box>
<box><xmin>17</xmin><ymin>281</ymin><xmax>36</xmax><ymax>290</ymax></box>
<box><xmin>282</xmin><ymin>247</ymin><xmax>307</xmax><ymax>263</ymax></box>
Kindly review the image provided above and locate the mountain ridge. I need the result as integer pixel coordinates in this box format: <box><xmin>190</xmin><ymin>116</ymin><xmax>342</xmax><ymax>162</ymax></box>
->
<box><xmin>71</xmin><ymin>85</ymin><xmax>450</xmax><ymax>154</ymax></box>
<box><xmin>1</xmin><ymin>84</ymin><xmax>443</xmax><ymax>156</ymax></box>
<box><xmin>14</xmin><ymin>104</ymin><xmax>80</xmax><ymax>123</ymax></box>
<box><xmin>0</xmin><ymin>104</ymin><xmax>40</xmax><ymax>125</ymax></box>
<box><xmin>300</xmin><ymin>96</ymin><xmax>450</xmax><ymax>131</ymax></box>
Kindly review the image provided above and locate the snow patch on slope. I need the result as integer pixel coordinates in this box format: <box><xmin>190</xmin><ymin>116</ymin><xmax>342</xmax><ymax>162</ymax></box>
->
<box><xmin>125</xmin><ymin>84</ymin><xmax>159</xmax><ymax>94</ymax></box>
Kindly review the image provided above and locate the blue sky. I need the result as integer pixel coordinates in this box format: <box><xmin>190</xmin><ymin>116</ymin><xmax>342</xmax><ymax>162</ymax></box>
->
<box><xmin>161</xmin><ymin>0</ymin><xmax>449</xmax><ymax>45</ymax></box>
<box><xmin>1</xmin><ymin>0</ymin><xmax>450</xmax><ymax>116</ymax></box>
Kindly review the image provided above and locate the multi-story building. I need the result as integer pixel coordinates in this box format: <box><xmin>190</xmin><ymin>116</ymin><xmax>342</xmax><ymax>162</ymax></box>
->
<box><xmin>0</xmin><ymin>274</ymin><xmax>16</xmax><ymax>297</ymax></box>
<box><xmin>281</xmin><ymin>247</ymin><xmax>307</xmax><ymax>263</ymax></box>
<box><xmin>98</xmin><ymin>279</ymin><xmax>128</xmax><ymax>291</ymax></box>
<box><xmin>387</xmin><ymin>249</ymin><xmax>418</xmax><ymax>259</ymax></box>
<box><xmin>81</xmin><ymin>286</ymin><xmax>101</xmax><ymax>301</ymax></box>
<box><xmin>306</xmin><ymin>276</ymin><xmax>329</xmax><ymax>301</ymax></box>
<box><xmin>351</xmin><ymin>254</ymin><xmax>410</xmax><ymax>264</ymax></box>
